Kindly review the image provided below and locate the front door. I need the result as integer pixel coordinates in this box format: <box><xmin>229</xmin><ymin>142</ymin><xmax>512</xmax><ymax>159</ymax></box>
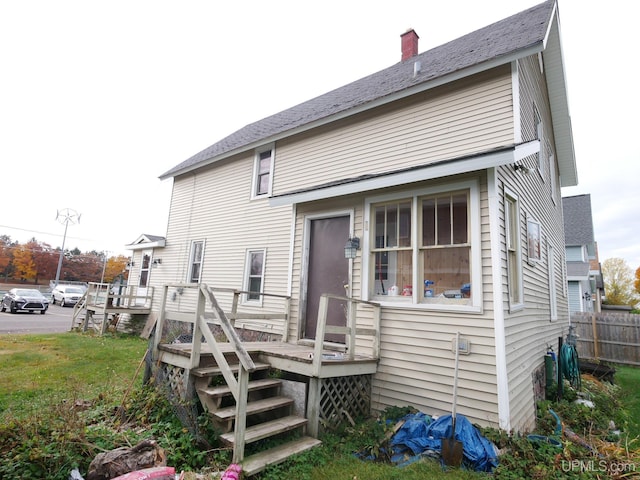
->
<box><xmin>137</xmin><ymin>250</ymin><xmax>151</xmax><ymax>305</ymax></box>
<box><xmin>304</xmin><ymin>215</ymin><xmax>350</xmax><ymax>342</ymax></box>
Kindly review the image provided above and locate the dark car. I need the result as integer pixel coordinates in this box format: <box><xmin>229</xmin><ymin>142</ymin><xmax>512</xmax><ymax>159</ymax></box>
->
<box><xmin>1</xmin><ymin>288</ymin><xmax>49</xmax><ymax>314</ymax></box>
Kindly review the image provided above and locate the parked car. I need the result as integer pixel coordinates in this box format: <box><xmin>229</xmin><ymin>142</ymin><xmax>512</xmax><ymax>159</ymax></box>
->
<box><xmin>1</xmin><ymin>288</ymin><xmax>49</xmax><ymax>314</ymax></box>
<box><xmin>51</xmin><ymin>285</ymin><xmax>85</xmax><ymax>307</ymax></box>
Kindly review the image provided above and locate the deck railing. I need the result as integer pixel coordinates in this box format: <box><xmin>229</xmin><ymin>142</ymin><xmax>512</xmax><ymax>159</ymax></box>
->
<box><xmin>152</xmin><ymin>284</ymin><xmax>380</xmax><ymax>462</ymax></box>
<box><xmin>153</xmin><ymin>283</ymin><xmax>291</xmax><ymax>463</ymax></box>
<box><xmin>311</xmin><ymin>293</ymin><xmax>381</xmax><ymax>377</ymax></box>
<box><xmin>71</xmin><ymin>282</ymin><xmax>155</xmax><ymax>332</ymax></box>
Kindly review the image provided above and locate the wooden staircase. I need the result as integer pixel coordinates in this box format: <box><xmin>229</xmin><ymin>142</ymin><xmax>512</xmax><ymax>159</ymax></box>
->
<box><xmin>192</xmin><ymin>355</ymin><xmax>321</xmax><ymax>476</ymax></box>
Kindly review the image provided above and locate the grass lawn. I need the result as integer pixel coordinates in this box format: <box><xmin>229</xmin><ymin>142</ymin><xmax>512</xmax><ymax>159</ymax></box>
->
<box><xmin>615</xmin><ymin>364</ymin><xmax>640</xmax><ymax>439</ymax></box>
<box><xmin>0</xmin><ymin>332</ymin><xmax>148</xmax><ymax>420</ymax></box>
<box><xmin>1</xmin><ymin>332</ymin><xmax>639</xmax><ymax>480</ymax></box>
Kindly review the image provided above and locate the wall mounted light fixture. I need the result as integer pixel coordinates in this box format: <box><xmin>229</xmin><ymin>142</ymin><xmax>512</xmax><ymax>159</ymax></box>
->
<box><xmin>152</xmin><ymin>258</ymin><xmax>162</xmax><ymax>266</ymax></box>
<box><xmin>344</xmin><ymin>237</ymin><xmax>360</xmax><ymax>259</ymax></box>
<box><xmin>513</xmin><ymin>163</ymin><xmax>533</xmax><ymax>174</ymax></box>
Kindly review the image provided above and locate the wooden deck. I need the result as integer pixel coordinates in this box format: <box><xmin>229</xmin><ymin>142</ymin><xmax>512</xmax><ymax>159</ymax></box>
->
<box><xmin>150</xmin><ymin>283</ymin><xmax>381</xmax><ymax>475</ymax></box>
<box><xmin>158</xmin><ymin>341</ymin><xmax>379</xmax><ymax>378</ymax></box>
<box><xmin>72</xmin><ymin>282</ymin><xmax>154</xmax><ymax>333</ymax></box>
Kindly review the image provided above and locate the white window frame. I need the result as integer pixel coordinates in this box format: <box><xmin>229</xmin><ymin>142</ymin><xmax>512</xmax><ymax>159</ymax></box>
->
<box><xmin>526</xmin><ymin>216</ymin><xmax>542</xmax><ymax>264</ymax></box>
<box><xmin>188</xmin><ymin>240</ymin><xmax>205</xmax><ymax>283</ymax></box>
<box><xmin>251</xmin><ymin>144</ymin><xmax>274</xmax><ymax>199</ymax></box>
<box><xmin>243</xmin><ymin>248</ymin><xmax>266</xmax><ymax>305</ymax></box>
<box><xmin>505</xmin><ymin>188</ymin><xmax>524</xmax><ymax>310</ymax></box>
<box><xmin>362</xmin><ymin>178</ymin><xmax>482</xmax><ymax>313</ymax></box>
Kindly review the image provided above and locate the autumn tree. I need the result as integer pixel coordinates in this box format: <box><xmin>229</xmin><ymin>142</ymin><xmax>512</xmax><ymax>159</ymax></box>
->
<box><xmin>635</xmin><ymin>266</ymin><xmax>640</xmax><ymax>296</ymax></box>
<box><xmin>12</xmin><ymin>241</ymin><xmax>37</xmax><ymax>283</ymax></box>
<box><xmin>602</xmin><ymin>258</ymin><xmax>639</xmax><ymax>306</ymax></box>
<box><xmin>0</xmin><ymin>235</ymin><xmax>13</xmax><ymax>280</ymax></box>
<box><xmin>103</xmin><ymin>255</ymin><xmax>130</xmax><ymax>283</ymax></box>
<box><xmin>31</xmin><ymin>242</ymin><xmax>58</xmax><ymax>284</ymax></box>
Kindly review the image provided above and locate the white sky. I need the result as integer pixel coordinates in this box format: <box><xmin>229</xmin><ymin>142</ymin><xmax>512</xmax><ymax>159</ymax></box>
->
<box><xmin>1</xmin><ymin>1</ymin><xmax>639</xmax><ymax>271</ymax></box>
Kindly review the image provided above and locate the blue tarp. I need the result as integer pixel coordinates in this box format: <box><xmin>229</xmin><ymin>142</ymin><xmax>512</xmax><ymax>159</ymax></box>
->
<box><xmin>389</xmin><ymin>413</ymin><xmax>498</xmax><ymax>472</ymax></box>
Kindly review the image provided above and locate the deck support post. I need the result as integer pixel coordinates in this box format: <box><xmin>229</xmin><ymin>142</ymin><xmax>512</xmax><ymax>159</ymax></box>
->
<box><xmin>307</xmin><ymin>377</ymin><xmax>321</xmax><ymax>438</ymax></box>
<box><xmin>232</xmin><ymin>365</ymin><xmax>249</xmax><ymax>463</ymax></box>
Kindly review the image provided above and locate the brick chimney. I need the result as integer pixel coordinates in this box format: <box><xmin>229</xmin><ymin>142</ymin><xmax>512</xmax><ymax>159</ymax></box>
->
<box><xmin>401</xmin><ymin>28</ymin><xmax>419</xmax><ymax>61</ymax></box>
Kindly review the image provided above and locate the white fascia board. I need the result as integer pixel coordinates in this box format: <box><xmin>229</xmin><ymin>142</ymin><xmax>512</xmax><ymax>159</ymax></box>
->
<box><xmin>270</xmin><ymin>141</ymin><xmax>539</xmax><ymax>207</ymax></box>
<box><xmin>126</xmin><ymin>239</ymin><xmax>166</xmax><ymax>250</ymax></box>
<box><xmin>162</xmin><ymin>47</ymin><xmax>542</xmax><ymax>181</ymax></box>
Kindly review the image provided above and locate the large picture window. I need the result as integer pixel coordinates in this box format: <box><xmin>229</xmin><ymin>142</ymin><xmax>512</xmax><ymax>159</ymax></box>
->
<box><xmin>365</xmin><ymin>180</ymin><xmax>481</xmax><ymax>310</ymax></box>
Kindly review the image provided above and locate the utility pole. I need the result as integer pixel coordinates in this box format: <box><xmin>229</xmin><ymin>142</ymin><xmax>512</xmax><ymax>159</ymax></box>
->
<box><xmin>54</xmin><ymin>208</ymin><xmax>81</xmax><ymax>289</ymax></box>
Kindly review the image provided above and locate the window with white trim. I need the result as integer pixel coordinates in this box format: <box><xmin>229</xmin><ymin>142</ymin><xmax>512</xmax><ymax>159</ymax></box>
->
<box><xmin>243</xmin><ymin>249</ymin><xmax>265</xmax><ymax>303</ymax></box>
<box><xmin>505</xmin><ymin>190</ymin><xmax>523</xmax><ymax>307</ymax></box>
<box><xmin>252</xmin><ymin>147</ymin><xmax>274</xmax><ymax>197</ymax></box>
<box><xmin>188</xmin><ymin>240</ymin><xmax>204</xmax><ymax>283</ymax></box>
<box><xmin>366</xmin><ymin>180</ymin><xmax>481</xmax><ymax>310</ymax></box>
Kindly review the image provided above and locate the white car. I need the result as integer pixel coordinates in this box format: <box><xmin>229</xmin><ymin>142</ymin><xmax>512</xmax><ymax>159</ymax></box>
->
<box><xmin>51</xmin><ymin>286</ymin><xmax>85</xmax><ymax>307</ymax></box>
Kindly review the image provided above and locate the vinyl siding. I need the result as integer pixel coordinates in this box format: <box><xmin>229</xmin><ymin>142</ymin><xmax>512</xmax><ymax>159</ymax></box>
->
<box><xmin>498</xmin><ymin>55</ymin><xmax>570</xmax><ymax>432</ymax></box>
<box><xmin>145</xmin><ymin>57</ymin><xmax>570</xmax><ymax>430</ymax></box>
<box><xmin>293</xmin><ymin>172</ymin><xmax>500</xmax><ymax>426</ymax></box>
<box><xmin>273</xmin><ymin>66</ymin><xmax>514</xmax><ymax>195</ymax></box>
<box><xmin>151</xmin><ymin>154</ymin><xmax>293</xmax><ymax>317</ymax></box>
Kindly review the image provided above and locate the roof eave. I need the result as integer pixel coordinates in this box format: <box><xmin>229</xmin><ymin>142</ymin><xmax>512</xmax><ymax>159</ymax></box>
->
<box><xmin>269</xmin><ymin>141</ymin><xmax>539</xmax><ymax>207</ymax></box>
<box><xmin>543</xmin><ymin>4</ymin><xmax>578</xmax><ymax>187</ymax></box>
<box><xmin>159</xmin><ymin>44</ymin><xmax>546</xmax><ymax>181</ymax></box>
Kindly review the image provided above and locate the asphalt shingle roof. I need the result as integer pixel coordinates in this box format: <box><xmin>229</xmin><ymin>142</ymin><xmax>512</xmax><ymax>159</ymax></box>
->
<box><xmin>160</xmin><ymin>0</ymin><xmax>554</xmax><ymax>180</ymax></box>
<box><xmin>562</xmin><ymin>194</ymin><xmax>595</xmax><ymax>246</ymax></box>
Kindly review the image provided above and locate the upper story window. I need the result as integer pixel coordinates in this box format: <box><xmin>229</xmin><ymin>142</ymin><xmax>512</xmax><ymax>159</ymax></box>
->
<box><xmin>243</xmin><ymin>249</ymin><xmax>265</xmax><ymax>303</ymax></box>
<box><xmin>188</xmin><ymin>240</ymin><xmax>205</xmax><ymax>283</ymax></box>
<box><xmin>364</xmin><ymin>179</ymin><xmax>481</xmax><ymax>311</ymax></box>
<box><xmin>505</xmin><ymin>190</ymin><xmax>523</xmax><ymax>308</ymax></box>
<box><xmin>253</xmin><ymin>146</ymin><xmax>274</xmax><ymax>198</ymax></box>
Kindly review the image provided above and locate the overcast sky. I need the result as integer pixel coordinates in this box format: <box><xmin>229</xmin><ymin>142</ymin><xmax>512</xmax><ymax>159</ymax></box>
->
<box><xmin>1</xmin><ymin>1</ymin><xmax>639</xmax><ymax>271</ymax></box>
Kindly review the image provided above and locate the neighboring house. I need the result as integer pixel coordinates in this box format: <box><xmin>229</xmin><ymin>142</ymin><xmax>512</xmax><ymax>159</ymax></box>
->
<box><xmin>562</xmin><ymin>194</ymin><xmax>603</xmax><ymax>314</ymax></box>
<box><xmin>129</xmin><ymin>0</ymin><xmax>576</xmax><ymax>433</ymax></box>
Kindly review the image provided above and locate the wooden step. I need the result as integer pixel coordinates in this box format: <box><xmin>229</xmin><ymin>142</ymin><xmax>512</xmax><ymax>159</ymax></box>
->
<box><xmin>200</xmin><ymin>378</ymin><xmax>282</xmax><ymax>399</ymax></box>
<box><xmin>219</xmin><ymin>415</ymin><xmax>308</xmax><ymax>445</ymax></box>
<box><xmin>192</xmin><ymin>361</ymin><xmax>270</xmax><ymax>378</ymax></box>
<box><xmin>213</xmin><ymin>396</ymin><xmax>293</xmax><ymax>421</ymax></box>
<box><xmin>241</xmin><ymin>436</ymin><xmax>322</xmax><ymax>477</ymax></box>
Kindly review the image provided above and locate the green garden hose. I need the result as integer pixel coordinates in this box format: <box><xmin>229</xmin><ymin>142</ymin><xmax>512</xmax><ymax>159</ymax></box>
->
<box><xmin>560</xmin><ymin>342</ymin><xmax>581</xmax><ymax>390</ymax></box>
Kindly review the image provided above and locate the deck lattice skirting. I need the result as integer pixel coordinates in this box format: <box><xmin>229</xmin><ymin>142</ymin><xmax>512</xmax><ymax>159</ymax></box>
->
<box><xmin>318</xmin><ymin>374</ymin><xmax>372</xmax><ymax>431</ymax></box>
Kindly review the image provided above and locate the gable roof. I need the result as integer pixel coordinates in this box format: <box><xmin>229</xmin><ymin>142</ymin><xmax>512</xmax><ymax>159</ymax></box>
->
<box><xmin>160</xmin><ymin>0</ymin><xmax>575</xmax><ymax>186</ymax></box>
<box><xmin>125</xmin><ymin>233</ymin><xmax>166</xmax><ymax>250</ymax></box>
<box><xmin>562</xmin><ymin>194</ymin><xmax>596</xmax><ymax>254</ymax></box>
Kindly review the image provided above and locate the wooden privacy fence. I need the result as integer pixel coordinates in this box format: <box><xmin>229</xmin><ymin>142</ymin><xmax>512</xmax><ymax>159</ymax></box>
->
<box><xmin>572</xmin><ymin>311</ymin><xmax>640</xmax><ymax>366</ymax></box>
